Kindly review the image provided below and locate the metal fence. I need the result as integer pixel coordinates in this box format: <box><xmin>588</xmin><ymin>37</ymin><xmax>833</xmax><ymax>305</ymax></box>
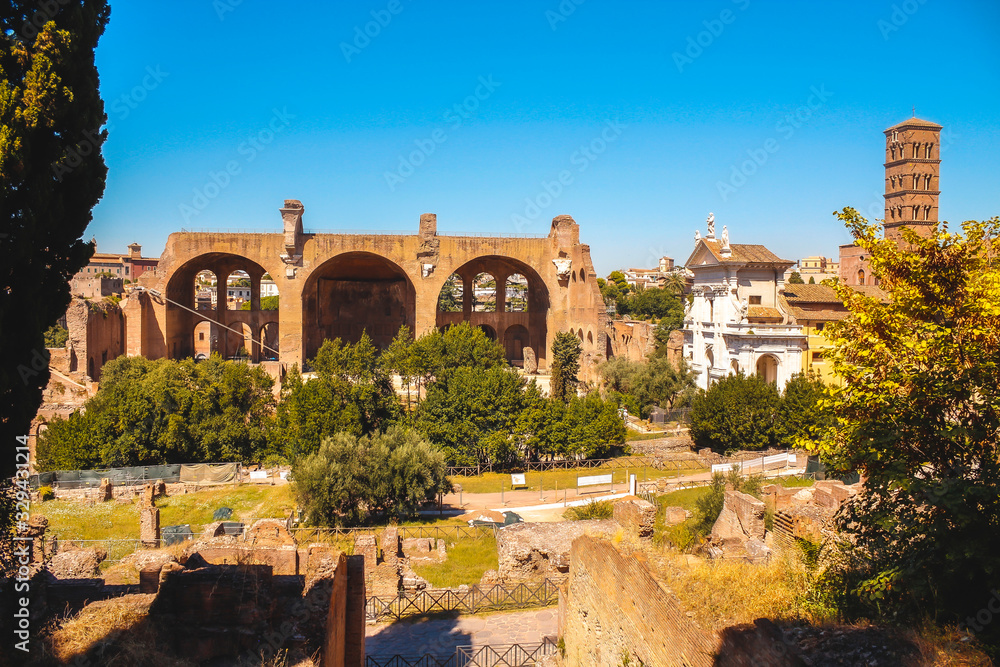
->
<box><xmin>366</xmin><ymin>641</ymin><xmax>557</xmax><ymax>667</ymax></box>
<box><xmin>290</xmin><ymin>524</ymin><xmax>497</xmax><ymax>544</ymax></box>
<box><xmin>446</xmin><ymin>455</ymin><xmax>705</xmax><ymax>477</ymax></box>
<box><xmin>366</xmin><ymin>579</ymin><xmax>562</xmax><ymax>621</ymax></box>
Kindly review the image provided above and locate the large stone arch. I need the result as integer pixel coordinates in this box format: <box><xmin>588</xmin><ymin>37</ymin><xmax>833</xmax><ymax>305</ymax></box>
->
<box><xmin>435</xmin><ymin>255</ymin><xmax>549</xmax><ymax>366</ymax></box>
<box><xmin>164</xmin><ymin>252</ymin><xmax>278</xmax><ymax>361</ymax></box>
<box><xmin>301</xmin><ymin>251</ymin><xmax>416</xmax><ymax>358</ymax></box>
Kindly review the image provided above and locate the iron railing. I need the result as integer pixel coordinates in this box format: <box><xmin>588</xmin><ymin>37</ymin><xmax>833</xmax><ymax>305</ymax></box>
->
<box><xmin>366</xmin><ymin>579</ymin><xmax>562</xmax><ymax>621</ymax></box>
<box><xmin>456</xmin><ymin>640</ymin><xmax>558</xmax><ymax>667</ymax></box>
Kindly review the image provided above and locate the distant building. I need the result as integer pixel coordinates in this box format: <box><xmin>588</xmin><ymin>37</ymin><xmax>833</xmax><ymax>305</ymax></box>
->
<box><xmin>622</xmin><ymin>256</ymin><xmax>676</xmax><ymax>290</ymax></box>
<box><xmin>788</xmin><ymin>256</ymin><xmax>839</xmax><ymax>283</ymax></box>
<box><xmin>74</xmin><ymin>242</ymin><xmax>159</xmax><ymax>282</ymax></box>
<box><xmin>840</xmin><ymin>116</ymin><xmax>941</xmax><ymax>286</ymax></box>
<box><xmin>682</xmin><ymin>218</ymin><xmax>806</xmax><ymax>390</ymax></box>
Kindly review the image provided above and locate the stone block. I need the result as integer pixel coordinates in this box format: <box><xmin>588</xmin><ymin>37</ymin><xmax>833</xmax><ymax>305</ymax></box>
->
<box><xmin>523</xmin><ymin>346</ymin><xmax>537</xmax><ymax>373</ymax></box>
<box><xmin>661</xmin><ymin>506</ymin><xmax>690</xmax><ymax>526</ymax></box>
<box><xmin>245</xmin><ymin>518</ymin><xmax>296</xmax><ymax>546</ymax></box>
<box><xmin>140</xmin><ymin>506</ymin><xmax>160</xmax><ymax>549</ymax></box>
<box><xmin>98</xmin><ymin>478</ymin><xmax>113</xmax><ymax>502</ymax></box>
<box><xmin>613</xmin><ymin>498</ymin><xmax>657</xmax><ymax>538</ymax></box>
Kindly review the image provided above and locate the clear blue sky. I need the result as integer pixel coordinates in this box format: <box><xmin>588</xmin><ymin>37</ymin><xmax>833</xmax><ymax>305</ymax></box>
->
<box><xmin>89</xmin><ymin>0</ymin><xmax>1000</xmax><ymax>275</ymax></box>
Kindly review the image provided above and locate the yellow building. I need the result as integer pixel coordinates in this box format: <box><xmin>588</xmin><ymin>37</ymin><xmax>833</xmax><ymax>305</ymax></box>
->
<box><xmin>781</xmin><ymin>284</ymin><xmax>887</xmax><ymax>384</ymax></box>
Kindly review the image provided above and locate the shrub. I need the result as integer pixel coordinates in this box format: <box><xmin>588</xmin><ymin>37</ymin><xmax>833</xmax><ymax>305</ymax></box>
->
<box><xmin>38</xmin><ymin>486</ymin><xmax>55</xmax><ymax>501</ymax></box>
<box><xmin>564</xmin><ymin>499</ymin><xmax>614</xmax><ymax>520</ymax></box>
<box><xmin>689</xmin><ymin>373</ymin><xmax>783</xmax><ymax>454</ymax></box>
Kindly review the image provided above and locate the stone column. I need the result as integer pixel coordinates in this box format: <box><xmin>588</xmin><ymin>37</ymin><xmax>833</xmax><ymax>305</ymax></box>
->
<box><xmin>495</xmin><ymin>273</ymin><xmax>508</xmax><ymax>313</ymax></box>
<box><xmin>140</xmin><ymin>506</ymin><xmax>160</xmax><ymax>549</ymax></box>
<box><xmin>461</xmin><ymin>273</ymin><xmax>474</xmax><ymax>318</ymax></box>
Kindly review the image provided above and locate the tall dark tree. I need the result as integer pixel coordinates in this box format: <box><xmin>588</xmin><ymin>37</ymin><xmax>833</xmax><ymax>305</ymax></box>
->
<box><xmin>550</xmin><ymin>331</ymin><xmax>582</xmax><ymax>402</ymax></box>
<box><xmin>1</xmin><ymin>1</ymin><xmax>110</xmax><ymax>480</ymax></box>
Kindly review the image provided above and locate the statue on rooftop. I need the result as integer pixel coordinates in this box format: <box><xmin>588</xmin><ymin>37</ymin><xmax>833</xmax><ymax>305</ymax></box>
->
<box><xmin>706</xmin><ymin>212</ymin><xmax>715</xmax><ymax>238</ymax></box>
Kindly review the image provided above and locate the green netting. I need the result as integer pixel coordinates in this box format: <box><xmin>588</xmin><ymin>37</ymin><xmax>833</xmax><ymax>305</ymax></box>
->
<box><xmin>179</xmin><ymin>463</ymin><xmax>238</xmax><ymax>484</ymax></box>
<box><xmin>213</xmin><ymin>507</ymin><xmax>233</xmax><ymax>521</ymax></box>
<box><xmin>162</xmin><ymin>525</ymin><xmax>194</xmax><ymax>546</ymax></box>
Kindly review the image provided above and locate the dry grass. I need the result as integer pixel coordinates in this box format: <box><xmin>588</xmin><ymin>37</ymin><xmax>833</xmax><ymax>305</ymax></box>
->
<box><xmin>41</xmin><ymin>593</ymin><xmax>192</xmax><ymax>666</ymax></box>
<box><xmin>648</xmin><ymin>550</ymin><xmax>826</xmax><ymax>632</ymax></box>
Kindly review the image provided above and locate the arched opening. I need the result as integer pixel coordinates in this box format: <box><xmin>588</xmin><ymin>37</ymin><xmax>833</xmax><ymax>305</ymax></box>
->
<box><xmin>857</xmin><ymin>269</ymin><xmax>865</xmax><ymax>285</ymax></box>
<box><xmin>705</xmin><ymin>346</ymin><xmax>714</xmax><ymax>370</ymax></box>
<box><xmin>472</xmin><ymin>273</ymin><xmax>496</xmax><ymax>312</ymax></box>
<box><xmin>87</xmin><ymin>357</ymin><xmax>94</xmax><ymax>379</ymax></box>
<box><xmin>478</xmin><ymin>324</ymin><xmax>497</xmax><ymax>341</ymax></box>
<box><xmin>504</xmin><ymin>274</ymin><xmax>528</xmax><ymax>312</ymax></box>
<box><xmin>260</xmin><ymin>322</ymin><xmax>279</xmax><ymax>361</ymax></box>
<box><xmin>587</xmin><ymin>330</ymin><xmax>594</xmax><ymax>345</ymax></box>
<box><xmin>435</xmin><ymin>256</ymin><xmax>549</xmax><ymax>369</ymax></box>
<box><xmin>756</xmin><ymin>354</ymin><xmax>779</xmax><ymax>385</ymax></box>
<box><xmin>302</xmin><ymin>251</ymin><xmax>416</xmax><ymax>357</ymax></box>
<box><xmin>731</xmin><ymin>360</ymin><xmax>740</xmax><ymax>375</ymax></box>
<box><xmin>437</xmin><ymin>274</ymin><xmax>463</xmax><ymax>312</ymax></box>
<box><xmin>194</xmin><ymin>320</ymin><xmax>216</xmax><ymax>359</ymax></box>
<box><xmin>195</xmin><ymin>270</ymin><xmax>217</xmax><ymax>311</ymax></box>
<box><xmin>504</xmin><ymin>324</ymin><xmax>529</xmax><ymax>365</ymax></box>
<box><xmin>226</xmin><ymin>270</ymin><xmax>251</xmax><ymax>310</ymax></box>
<box><xmin>165</xmin><ymin>253</ymin><xmax>273</xmax><ymax>360</ymax></box>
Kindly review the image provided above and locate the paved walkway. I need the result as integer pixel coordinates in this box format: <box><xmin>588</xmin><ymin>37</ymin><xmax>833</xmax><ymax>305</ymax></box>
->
<box><xmin>365</xmin><ymin>609</ymin><xmax>557</xmax><ymax>657</ymax></box>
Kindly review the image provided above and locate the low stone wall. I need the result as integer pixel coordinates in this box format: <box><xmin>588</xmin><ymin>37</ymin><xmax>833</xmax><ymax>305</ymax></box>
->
<box><xmin>497</xmin><ymin>520</ymin><xmax>617</xmax><ymax>581</ymax></box>
<box><xmin>561</xmin><ymin>536</ymin><xmax>716</xmax><ymax>666</ymax></box>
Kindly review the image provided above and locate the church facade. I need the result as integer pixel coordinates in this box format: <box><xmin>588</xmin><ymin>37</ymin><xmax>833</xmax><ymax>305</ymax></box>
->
<box><xmin>682</xmin><ymin>217</ymin><xmax>806</xmax><ymax>391</ymax></box>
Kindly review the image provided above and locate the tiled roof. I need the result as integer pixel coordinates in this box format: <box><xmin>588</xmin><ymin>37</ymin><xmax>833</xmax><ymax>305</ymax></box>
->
<box><xmin>782</xmin><ymin>284</ymin><xmax>841</xmax><ymax>303</ymax></box>
<box><xmin>787</xmin><ymin>306</ymin><xmax>850</xmax><ymax>322</ymax></box>
<box><xmin>748</xmin><ymin>306</ymin><xmax>783</xmax><ymax>321</ymax></box>
<box><xmin>701</xmin><ymin>240</ymin><xmax>790</xmax><ymax>265</ymax></box>
<box><xmin>885</xmin><ymin>117</ymin><xmax>942</xmax><ymax>131</ymax></box>
<box><xmin>852</xmin><ymin>285</ymin><xmax>890</xmax><ymax>301</ymax></box>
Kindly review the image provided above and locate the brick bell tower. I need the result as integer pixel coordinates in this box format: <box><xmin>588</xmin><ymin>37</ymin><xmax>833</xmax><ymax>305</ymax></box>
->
<box><xmin>883</xmin><ymin>116</ymin><xmax>942</xmax><ymax>242</ymax></box>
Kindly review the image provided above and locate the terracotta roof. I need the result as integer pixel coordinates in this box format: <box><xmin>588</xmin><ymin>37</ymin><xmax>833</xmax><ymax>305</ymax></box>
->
<box><xmin>747</xmin><ymin>306</ymin><xmax>783</xmax><ymax>321</ymax></box>
<box><xmin>885</xmin><ymin>117</ymin><xmax>942</xmax><ymax>131</ymax></box>
<box><xmin>701</xmin><ymin>240</ymin><xmax>790</xmax><ymax>265</ymax></box>
<box><xmin>787</xmin><ymin>306</ymin><xmax>850</xmax><ymax>322</ymax></box>
<box><xmin>782</xmin><ymin>284</ymin><xmax>841</xmax><ymax>303</ymax></box>
<box><xmin>852</xmin><ymin>285</ymin><xmax>890</xmax><ymax>301</ymax></box>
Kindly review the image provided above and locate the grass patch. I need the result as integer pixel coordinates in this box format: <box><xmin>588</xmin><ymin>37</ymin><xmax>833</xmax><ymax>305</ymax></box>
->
<box><xmin>451</xmin><ymin>463</ymin><xmax>705</xmax><ymax>495</ymax></box>
<box><xmin>563</xmin><ymin>499</ymin><xmax>614</xmax><ymax>520</ymax></box>
<box><xmin>157</xmin><ymin>484</ymin><xmax>296</xmax><ymax>529</ymax></box>
<box><xmin>652</xmin><ymin>486</ymin><xmax>712</xmax><ymax>551</ymax></box>
<box><xmin>625</xmin><ymin>431</ymin><xmax>683</xmax><ymax>442</ymax></box>
<box><xmin>410</xmin><ymin>536</ymin><xmax>498</xmax><ymax>588</ymax></box>
<box><xmin>774</xmin><ymin>475</ymin><xmax>815</xmax><ymax>488</ymax></box>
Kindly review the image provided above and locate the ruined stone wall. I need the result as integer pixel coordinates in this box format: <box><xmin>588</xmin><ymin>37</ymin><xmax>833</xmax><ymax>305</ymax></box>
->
<box><xmin>561</xmin><ymin>536</ymin><xmax>716</xmax><ymax>666</ymax></box>
<box><xmin>65</xmin><ymin>296</ymin><xmax>124</xmax><ymax>381</ymax></box>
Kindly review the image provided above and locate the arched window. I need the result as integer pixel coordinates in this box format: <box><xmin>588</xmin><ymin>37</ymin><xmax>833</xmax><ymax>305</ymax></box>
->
<box><xmin>857</xmin><ymin>269</ymin><xmax>865</xmax><ymax>284</ymax></box>
<box><xmin>505</xmin><ymin>274</ymin><xmax>528</xmax><ymax>312</ymax></box>
<box><xmin>195</xmin><ymin>270</ymin><xmax>217</xmax><ymax>311</ymax></box>
<box><xmin>472</xmin><ymin>273</ymin><xmax>496</xmax><ymax>312</ymax></box>
<box><xmin>912</xmin><ymin>205</ymin><xmax>920</xmax><ymax>220</ymax></box>
<box><xmin>437</xmin><ymin>273</ymin><xmax>463</xmax><ymax>312</ymax></box>
<box><xmin>756</xmin><ymin>355</ymin><xmax>779</xmax><ymax>384</ymax></box>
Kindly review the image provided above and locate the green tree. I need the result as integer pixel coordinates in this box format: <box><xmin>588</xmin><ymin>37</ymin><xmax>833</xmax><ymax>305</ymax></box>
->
<box><xmin>778</xmin><ymin>371</ymin><xmax>832</xmax><ymax>448</ymax></box>
<box><xmin>689</xmin><ymin>373</ymin><xmax>783</xmax><ymax>454</ymax></box>
<box><xmin>1</xmin><ymin>0</ymin><xmax>110</xmax><ymax>481</ymax></box>
<box><xmin>819</xmin><ymin>208</ymin><xmax>1000</xmax><ymax>636</ymax></box>
<box><xmin>293</xmin><ymin>427</ymin><xmax>449</xmax><ymax>527</ymax></box>
<box><xmin>808</xmin><ymin>276</ymin><xmax>816</xmax><ymax>284</ymax></box>
<box><xmin>43</xmin><ymin>324</ymin><xmax>69</xmax><ymax>348</ymax></box>
<box><xmin>416</xmin><ymin>366</ymin><xmax>527</xmax><ymax>466</ymax></box>
<box><xmin>436</xmin><ymin>274</ymin><xmax>461</xmax><ymax>312</ymax></box>
<box><xmin>240</xmin><ymin>295</ymin><xmax>278</xmax><ymax>310</ymax></box>
<box><xmin>275</xmin><ymin>334</ymin><xmax>400</xmax><ymax>458</ymax></box>
<box><xmin>550</xmin><ymin>331</ymin><xmax>582</xmax><ymax>402</ymax></box>
<box><xmin>618</xmin><ymin>285</ymin><xmax>685</xmax><ymax>322</ymax></box>
<box><xmin>36</xmin><ymin>355</ymin><xmax>277</xmax><ymax>469</ymax></box>
<box><xmin>599</xmin><ymin>355</ymin><xmax>696</xmax><ymax>418</ymax></box>
<box><xmin>788</xmin><ymin>271</ymin><xmax>805</xmax><ymax>284</ymax></box>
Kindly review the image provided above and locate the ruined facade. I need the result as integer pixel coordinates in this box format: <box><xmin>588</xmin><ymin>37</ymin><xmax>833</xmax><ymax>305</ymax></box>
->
<box><xmin>125</xmin><ymin>203</ymin><xmax>609</xmax><ymax>374</ymax></box>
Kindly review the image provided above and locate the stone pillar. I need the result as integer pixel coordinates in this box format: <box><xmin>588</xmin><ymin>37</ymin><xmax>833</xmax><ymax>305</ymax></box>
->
<box><xmin>495</xmin><ymin>273</ymin><xmax>508</xmax><ymax>313</ymax></box>
<box><xmin>140</xmin><ymin>506</ymin><xmax>160</xmax><ymax>549</ymax></box>
<box><xmin>461</xmin><ymin>274</ymin><xmax>473</xmax><ymax>318</ymax></box>
<box><xmin>98</xmin><ymin>477</ymin><xmax>113</xmax><ymax>502</ymax></box>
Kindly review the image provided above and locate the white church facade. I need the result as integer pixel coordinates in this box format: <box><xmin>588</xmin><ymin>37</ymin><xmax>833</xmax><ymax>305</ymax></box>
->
<box><xmin>682</xmin><ymin>216</ymin><xmax>806</xmax><ymax>391</ymax></box>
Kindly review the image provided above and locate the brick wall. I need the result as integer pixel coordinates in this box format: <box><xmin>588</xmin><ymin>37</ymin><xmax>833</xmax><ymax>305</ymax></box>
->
<box><xmin>562</xmin><ymin>536</ymin><xmax>716</xmax><ymax>666</ymax></box>
<box><xmin>613</xmin><ymin>498</ymin><xmax>656</xmax><ymax>538</ymax></box>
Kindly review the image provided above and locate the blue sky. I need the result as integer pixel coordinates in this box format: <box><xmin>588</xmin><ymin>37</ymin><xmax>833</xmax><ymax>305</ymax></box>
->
<box><xmin>89</xmin><ymin>0</ymin><xmax>1000</xmax><ymax>275</ymax></box>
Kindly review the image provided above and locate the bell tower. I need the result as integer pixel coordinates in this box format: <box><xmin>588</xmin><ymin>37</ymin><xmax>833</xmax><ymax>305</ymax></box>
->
<box><xmin>883</xmin><ymin>117</ymin><xmax>942</xmax><ymax>242</ymax></box>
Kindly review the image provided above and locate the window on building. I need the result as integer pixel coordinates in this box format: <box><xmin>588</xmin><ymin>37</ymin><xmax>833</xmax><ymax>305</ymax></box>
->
<box><xmin>912</xmin><ymin>206</ymin><xmax>919</xmax><ymax>220</ymax></box>
<box><xmin>858</xmin><ymin>269</ymin><xmax>865</xmax><ymax>284</ymax></box>
<box><xmin>749</xmin><ymin>295</ymin><xmax>762</xmax><ymax>305</ymax></box>
<box><xmin>815</xmin><ymin>322</ymin><xmax>824</xmax><ymax>332</ymax></box>
<box><xmin>199</xmin><ymin>332</ymin><xmax>204</xmax><ymax>341</ymax></box>
<box><xmin>812</xmin><ymin>351</ymin><xmax>824</xmax><ymax>362</ymax></box>
<box><xmin>927</xmin><ymin>143</ymin><xmax>934</xmax><ymax>158</ymax></box>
